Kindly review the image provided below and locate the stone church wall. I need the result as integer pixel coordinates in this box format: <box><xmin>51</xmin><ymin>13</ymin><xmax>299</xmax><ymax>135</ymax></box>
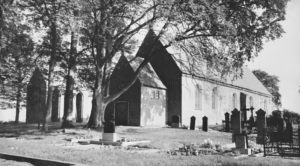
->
<box><xmin>181</xmin><ymin>75</ymin><xmax>273</xmax><ymax>127</ymax></box>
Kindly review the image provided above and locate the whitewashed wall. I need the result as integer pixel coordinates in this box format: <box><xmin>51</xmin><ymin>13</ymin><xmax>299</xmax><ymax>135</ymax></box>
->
<box><xmin>0</xmin><ymin>107</ymin><xmax>26</xmax><ymax>122</ymax></box>
<box><xmin>181</xmin><ymin>75</ymin><xmax>273</xmax><ymax>127</ymax></box>
<box><xmin>140</xmin><ymin>86</ymin><xmax>166</xmax><ymax>127</ymax></box>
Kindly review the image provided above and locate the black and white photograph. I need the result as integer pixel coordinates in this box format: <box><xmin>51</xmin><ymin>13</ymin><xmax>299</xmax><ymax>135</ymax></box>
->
<box><xmin>0</xmin><ymin>0</ymin><xmax>299</xmax><ymax>165</ymax></box>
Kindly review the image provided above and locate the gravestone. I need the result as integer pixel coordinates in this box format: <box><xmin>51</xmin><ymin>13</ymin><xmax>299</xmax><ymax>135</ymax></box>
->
<box><xmin>202</xmin><ymin>116</ymin><xmax>208</xmax><ymax>132</ymax></box>
<box><xmin>51</xmin><ymin>87</ymin><xmax>61</xmax><ymax>122</ymax></box>
<box><xmin>103</xmin><ymin>107</ymin><xmax>117</xmax><ymax>142</ymax></box>
<box><xmin>256</xmin><ymin>109</ymin><xmax>266</xmax><ymax>144</ymax></box>
<box><xmin>285</xmin><ymin>119</ymin><xmax>293</xmax><ymax>143</ymax></box>
<box><xmin>235</xmin><ymin>134</ymin><xmax>251</xmax><ymax>154</ymax></box>
<box><xmin>190</xmin><ymin>116</ymin><xmax>196</xmax><ymax>130</ymax></box>
<box><xmin>224</xmin><ymin>112</ymin><xmax>230</xmax><ymax>132</ymax></box>
<box><xmin>171</xmin><ymin>115</ymin><xmax>180</xmax><ymax>128</ymax></box>
<box><xmin>26</xmin><ymin>68</ymin><xmax>46</xmax><ymax>123</ymax></box>
<box><xmin>230</xmin><ymin>114</ymin><xmax>233</xmax><ymax>130</ymax></box>
<box><xmin>232</xmin><ymin>109</ymin><xmax>250</xmax><ymax>154</ymax></box>
<box><xmin>231</xmin><ymin>108</ymin><xmax>241</xmax><ymax>142</ymax></box>
<box><xmin>277</xmin><ymin>118</ymin><xmax>284</xmax><ymax>133</ymax></box>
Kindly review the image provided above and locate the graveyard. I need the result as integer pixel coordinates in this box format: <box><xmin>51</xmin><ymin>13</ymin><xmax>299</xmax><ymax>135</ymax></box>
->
<box><xmin>2</xmin><ymin>0</ymin><xmax>300</xmax><ymax>166</ymax></box>
<box><xmin>0</xmin><ymin>116</ymin><xmax>300</xmax><ymax>166</ymax></box>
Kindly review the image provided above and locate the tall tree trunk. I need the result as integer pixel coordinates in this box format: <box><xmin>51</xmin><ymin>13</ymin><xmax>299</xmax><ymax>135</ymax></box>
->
<box><xmin>43</xmin><ymin>22</ymin><xmax>57</xmax><ymax>131</ymax></box>
<box><xmin>86</xmin><ymin>76</ymin><xmax>105</xmax><ymax>128</ymax></box>
<box><xmin>62</xmin><ymin>75</ymin><xmax>75</xmax><ymax>128</ymax></box>
<box><xmin>43</xmin><ymin>86</ymin><xmax>53</xmax><ymax>131</ymax></box>
<box><xmin>62</xmin><ymin>31</ymin><xmax>77</xmax><ymax>128</ymax></box>
<box><xmin>14</xmin><ymin>88</ymin><xmax>21</xmax><ymax>124</ymax></box>
<box><xmin>86</xmin><ymin>95</ymin><xmax>99</xmax><ymax>128</ymax></box>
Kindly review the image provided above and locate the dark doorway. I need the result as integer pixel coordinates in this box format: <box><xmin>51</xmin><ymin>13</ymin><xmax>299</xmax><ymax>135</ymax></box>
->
<box><xmin>172</xmin><ymin>115</ymin><xmax>180</xmax><ymax>124</ymax></box>
<box><xmin>76</xmin><ymin>93</ymin><xmax>83</xmax><ymax>123</ymax></box>
<box><xmin>190</xmin><ymin>116</ymin><xmax>196</xmax><ymax>130</ymax></box>
<box><xmin>115</xmin><ymin>102</ymin><xmax>129</xmax><ymax>126</ymax></box>
<box><xmin>240</xmin><ymin>92</ymin><xmax>247</xmax><ymax>126</ymax></box>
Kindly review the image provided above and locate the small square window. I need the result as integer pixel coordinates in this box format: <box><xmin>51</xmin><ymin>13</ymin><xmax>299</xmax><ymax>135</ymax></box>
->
<box><xmin>156</xmin><ymin>90</ymin><xmax>160</xmax><ymax>99</ymax></box>
<box><xmin>152</xmin><ymin>90</ymin><xmax>156</xmax><ymax>99</ymax></box>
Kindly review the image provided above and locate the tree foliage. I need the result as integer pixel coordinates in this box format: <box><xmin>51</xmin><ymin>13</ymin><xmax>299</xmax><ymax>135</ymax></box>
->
<box><xmin>0</xmin><ymin>0</ymin><xmax>289</xmax><ymax>128</ymax></box>
<box><xmin>253</xmin><ymin>69</ymin><xmax>281</xmax><ymax>107</ymax></box>
<box><xmin>0</xmin><ymin>21</ymin><xmax>35</xmax><ymax>123</ymax></box>
<box><xmin>76</xmin><ymin>0</ymin><xmax>289</xmax><ymax>127</ymax></box>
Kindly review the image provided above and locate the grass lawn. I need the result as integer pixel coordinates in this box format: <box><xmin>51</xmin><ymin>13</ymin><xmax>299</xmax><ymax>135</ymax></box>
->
<box><xmin>0</xmin><ymin>122</ymin><xmax>299</xmax><ymax>166</ymax></box>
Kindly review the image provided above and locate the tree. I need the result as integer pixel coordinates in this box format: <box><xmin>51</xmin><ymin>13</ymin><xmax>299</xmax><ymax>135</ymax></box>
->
<box><xmin>19</xmin><ymin>0</ymin><xmax>72</xmax><ymax>130</ymax></box>
<box><xmin>253</xmin><ymin>69</ymin><xmax>281</xmax><ymax>107</ymax></box>
<box><xmin>283</xmin><ymin>109</ymin><xmax>300</xmax><ymax>123</ymax></box>
<box><xmin>0</xmin><ymin>0</ymin><xmax>17</xmax><ymax>50</ymax></box>
<box><xmin>78</xmin><ymin>0</ymin><xmax>289</xmax><ymax>128</ymax></box>
<box><xmin>0</xmin><ymin>25</ymin><xmax>35</xmax><ymax>123</ymax></box>
<box><xmin>58</xmin><ymin>1</ymin><xmax>85</xmax><ymax>128</ymax></box>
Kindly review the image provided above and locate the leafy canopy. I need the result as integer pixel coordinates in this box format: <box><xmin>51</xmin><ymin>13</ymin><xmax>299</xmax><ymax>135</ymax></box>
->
<box><xmin>253</xmin><ymin>69</ymin><xmax>281</xmax><ymax>107</ymax></box>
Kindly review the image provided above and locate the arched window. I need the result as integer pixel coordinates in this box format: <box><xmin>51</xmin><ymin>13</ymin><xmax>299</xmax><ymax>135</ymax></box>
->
<box><xmin>212</xmin><ymin>87</ymin><xmax>218</xmax><ymax>109</ymax></box>
<box><xmin>264</xmin><ymin>99</ymin><xmax>267</xmax><ymax>110</ymax></box>
<box><xmin>232</xmin><ymin>93</ymin><xmax>237</xmax><ymax>109</ymax></box>
<box><xmin>195</xmin><ymin>84</ymin><xmax>202</xmax><ymax>110</ymax></box>
<box><xmin>249</xmin><ymin>96</ymin><xmax>253</xmax><ymax>107</ymax></box>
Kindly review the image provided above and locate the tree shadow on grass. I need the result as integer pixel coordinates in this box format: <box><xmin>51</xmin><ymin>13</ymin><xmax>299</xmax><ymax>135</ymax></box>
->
<box><xmin>0</xmin><ymin>122</ymin><xmax>99</xmax><ymax>139</ymax></box>
<box><xmin>0</xmin><ymin>153</ymin><xmax>80</xmax><ymax>166</ymax></box>
<box><xmin>117</xmin><ymin>127</ymin><xmax>145</xmax><ymax>134</ymax></box>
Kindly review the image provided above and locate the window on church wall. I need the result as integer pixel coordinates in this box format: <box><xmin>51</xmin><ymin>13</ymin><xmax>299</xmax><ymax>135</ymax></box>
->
<box><xmin>264</xmin><ymin>99</ymin><xmax>267</xmax><ymax>110</ymax></box>
<box><xmin>156</xmin><ymin>90</ymin><xmax>160</xmax><ymax>99</ymax></box>
<box><xmin>152</xmin><ymin>90</ymin><xmax>160</xmax><ymax>99</ymax></box>
<box><xmin>232</xmin><ymin>93</ymin><xmax>237</xmax><ymax>109</ymax></box>
<box><xmin>195</xmin><ymin>84</ymin><xmax>202</xmax><ymax>110</ymax></box>
<box><xmin>249</xmin><ymin>96</ymin><xmax>253</xmax><ymax>107</ymax></box>
<box><xmin>152</xmin><ymin>90</ymin><xmax>156</xmax><ymax>99</ymax></box>
<box><xmin>212</xmin><ymin>87</ymin><xmax>218</xmax><ymax>109</ymax></box>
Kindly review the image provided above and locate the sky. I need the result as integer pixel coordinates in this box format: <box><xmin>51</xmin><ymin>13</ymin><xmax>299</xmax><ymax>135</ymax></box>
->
<box><xmin>248</xmin><ymin>0</ymin><xmax>300</xmax><ymax>113</ymax></box>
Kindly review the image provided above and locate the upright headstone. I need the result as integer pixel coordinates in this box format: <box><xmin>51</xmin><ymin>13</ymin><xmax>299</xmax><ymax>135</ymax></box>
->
<box><xmin>225</xmin><ymin>112</ymin><xmax>230</xmax><ymax>132</ymax></box>
<box><xmin>230</xmin><ymin>114</ymin><xmax>233</xmax><ymax>130</ymax></box>
<box><xmin>190</xmin><ymin>116</ymin><xmax>196</xmax><ymax>130</ymax></box>
<box><xmin>51</xmin><ymin>87</ymin><xmax>61</xmax><ymax>122</ymax></box>
<box><xmin>202</xmin><ymin>116</ymin><xmax>208</xmax><ymax>132</ymax></box>
<box><xmin>232</xmin><ymin>109</ymin><xmax>250</xmax><ymax>154</ymax></box>
<box><xmin>277</xmin><ymin>118</ymin><xmax>284</xmax><ymax>133</ymax></box>
<box><xmin>285</xmin><ymin>119</ymin><xmax>293</xmax><ymax>143</ymax></box>
<box><xmin>26</xmin><ymin>68</ymin><xmax>46</xmax><ymax>123</ymax></box>
<box><xmin>103</xmin><ymin>106</ymin><xmax>117</xmax><ymax>142</ymax></box>
<box><xmin>231</xmin><ymin>108</ymin><xmax>241</xmax><ymax>142</ymax></box>
<box><xmin>256</xmin><ymin>109</ymin><xmax>266</xmax><ymax>144</ymax></box>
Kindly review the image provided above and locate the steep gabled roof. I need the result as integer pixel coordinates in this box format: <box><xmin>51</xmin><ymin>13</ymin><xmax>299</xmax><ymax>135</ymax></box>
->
<box><xmin>136</xmin><ymin>30</ymin><xmax>272</xmax><ymax>97</ymax></box>
<box><xmin>130</xmin><ymin>57</ymin><xmax>166</xmax><ymax>89</ymax></box>
<box><xmin>231</xmin><ymin>67</ymin><xmax>271</xmax><ymax>96</ymax></box>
